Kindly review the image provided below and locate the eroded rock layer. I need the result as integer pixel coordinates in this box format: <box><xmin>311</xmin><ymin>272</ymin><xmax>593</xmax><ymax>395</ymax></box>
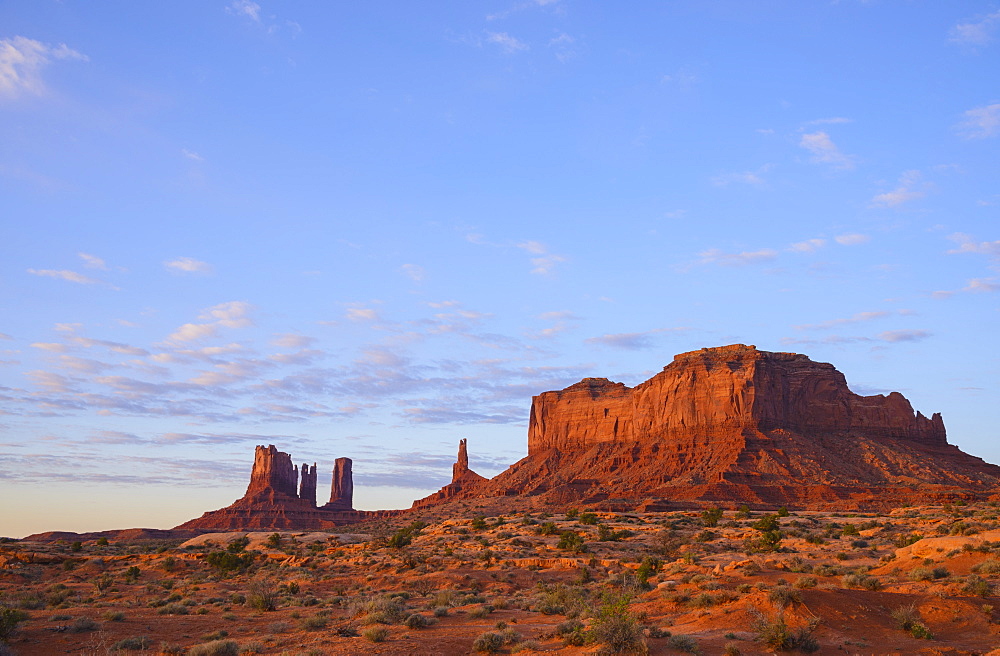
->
<box><xmin>454</xmin><ymin>345</ymin><xmax>999</xmax><ymax>510</ymax></box>
<box><xmin>412</xmin><ymin>439</ymin><xmax>487</xmax><ymax>509</ymax></box>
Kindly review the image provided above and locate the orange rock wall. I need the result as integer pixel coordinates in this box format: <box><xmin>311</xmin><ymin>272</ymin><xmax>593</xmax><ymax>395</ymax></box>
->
<box><xmin>528</xmin><ymin>344</ymin><xmax>946</xmax><ymax>455</ymax></box>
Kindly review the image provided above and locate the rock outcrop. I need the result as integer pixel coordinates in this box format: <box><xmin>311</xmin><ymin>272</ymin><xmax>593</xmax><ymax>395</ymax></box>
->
<box><xmin>176</xmin><ymin>446</ymin><xmax>398</xmax><ymax>531</ymax></box>
<box><xmin>426</xmin><ymin>345</ymin><xmax>1000</xmax><ymax>511</ymax></box>
<box><xmin>412</xmin><ymin>439</ymin><xmax>487</xmax><ymax>508</ymax></box>
<box><xmin>325</xmin><ymin>458</ymin><xmax>354</xmax><ymax>510</ymax></box>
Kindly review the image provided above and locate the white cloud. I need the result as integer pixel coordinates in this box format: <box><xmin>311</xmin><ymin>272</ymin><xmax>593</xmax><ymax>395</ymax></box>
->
<box><xmin>870</xmin><ymin>170</ymin><xmax>927</xmax><ymax>208</ymax></box>
<box><xmin>697</xmin><ymin>248</ymin><xmax>778</xmax><ymax>266</ymax></box>
<box><xmin>78</xmin><ymin>253</ymin><xmax>108</xmax><ymax>270</ymax></box>
<box><xmin>788</xmin><ymin>238</ymin><xmax>826</xmax><ymax>253</ymax></box>
<box><xmin>516</xmin><ymin>241</ymin><xmax>566</xmax><ymax>275</ymax></box>
<box><xmin>227</xmin><ymin>0</ymin><xmax>261</xmax><ymax>22</ymax></box>
<box><xmin>165</xmin><ymin>257</ymin><xmax>211</xmax><ymax>274</ymax></box>
<box><xmin>946</xmin><ymin>233</ymin><xmax>1000</xmax><ymax>257</ymax></box>
<box><xmin>949</xmin><ymin>10</ymin><xmax>1000</xmax><ymax>46</ymax></box>
<box><xmin>804</xmin><ymin>117</ymin><xmax>852</xmax><ymax>125</ymax></box>
<box><xmin>834</xmin><ymin>233</ymin><xmax>870</xmax><ymax>246</ymax></box>
<box><xmin>957</xmin><ymin>103</ymin><xmax>1000</xmax><ymax>139</ymax></box>
<box><xmin>181</xmin><ymin>148</ymin><xmax>204</xmax><ymax>161</ymax></box>
<box><xmin>30</xmin><ymin>342</ymin><xmax>68</xmax><ymax>353</ymax></box>
<box><xmin>878</xmin><ymin>329</ymin><xmax>931</xmax><ymax>343</ymax></box>
<box><xmin>27</xmin><ymin>268</ymin><xmax>97</xmax><ymax>285</ymax></box>
<box><xmin>799</xmin><ymin>131</ymin><xmax>854</xmax><ymax>169</ymax></box>
<box><xmin>0</xmin><ymin>36</ymin><xmax>87</xmax><ymax>99</ymax></box>
<box><xmin>401</xmin><ymin>264</ymin><xmax>425</xmax><ymax>282</ymax></box>
<box><xmin>487</xmin><ymin>32</ymin><xmax>529</xmax><ymax>54</ymax></box>
<box><xmin>965</xmin><ymin>277</ymin><xmax>1000</xmax><ymax>293</ymax></box>
<box><xmin>346</xmin><ymin>308</ymin><xmax>379</xmax><ymax>321</ymax></box>
<box><xmin>165</xmin><ymin>301</ymin><xmax>253</xmax><ymax>344</ymax></box>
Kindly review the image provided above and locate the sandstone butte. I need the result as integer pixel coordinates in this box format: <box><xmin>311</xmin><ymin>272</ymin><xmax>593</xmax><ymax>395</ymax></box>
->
<box><xmin>168</xmin><ymin>343</ymin><xmax>1000</xmax><ymax>533</ymax></box>
<box><xmin>174</xmin><ymin>446</ymin><xmax>399</xmax><ymax>531</ymax></box>
<box><xmin>422</xmin><ymin>344</ymin><xmax>1000</xmax><ymax>512</ymax></box>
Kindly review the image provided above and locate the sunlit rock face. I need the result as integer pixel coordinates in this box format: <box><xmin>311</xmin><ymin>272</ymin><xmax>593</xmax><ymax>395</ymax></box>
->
<box><xmin>438</xmin><ymin>345</ymin><xmax>997</xmax><ymax>511</ymax></box>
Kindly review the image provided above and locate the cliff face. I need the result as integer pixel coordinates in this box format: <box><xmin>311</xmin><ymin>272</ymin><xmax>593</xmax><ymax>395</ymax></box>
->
<box><xmin>436</xmin><ymin>344</ymin><xmax>998</xmax><ymax>511</ymax></box>
<box><xmin>412</xmin><ymin>439</ymin><xmax>487</xmax><ymax>509</ymax></box>
<box><xmin>528</xmin><ymin>344</ymin><xmax>946</xmax><ymax>454</ymax></box>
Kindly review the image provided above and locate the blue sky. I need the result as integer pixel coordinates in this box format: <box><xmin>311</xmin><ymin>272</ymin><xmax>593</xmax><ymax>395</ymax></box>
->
<box><xmin>1</xmin><ymin>1</ymin><xmax>998</xmax><ymax>537</ymax></box>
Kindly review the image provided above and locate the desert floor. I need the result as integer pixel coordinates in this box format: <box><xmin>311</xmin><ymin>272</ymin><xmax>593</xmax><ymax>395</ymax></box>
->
<box><xmin>4</xmin><ymin>502</ymin><xmax>1000</xmax><ymax>655</ymax></box>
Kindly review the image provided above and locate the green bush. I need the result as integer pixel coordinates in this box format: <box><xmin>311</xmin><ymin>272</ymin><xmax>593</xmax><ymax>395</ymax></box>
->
<box><xmin>579</xmin><ymin>512</ymin><xmax>599</xmax><ymax>525</ymax></box>
<box><xmin>362</xmin><ymin>626</ymin><xmax>389</xmax><ymax>643</ymax></box>
<box><xmin>557</xmin><ymin>531</ymin><xmax>586</xmax><ymax>553</ymax></box>
<box><xmin>0</xmin><ymin>607</ymin><xmax>30</xmax><ymax>642</ymax></box>
<box><xmin>702</xmin><ymin>507</ymin><xmax>724</xmax><ymax>527</ymax></box>
<box><xmin>586</xmin><ymin>594</ymin><xmax>647</xmax><ymax>655</ymax></box>
<box><xmin>246</xmin><ymin>578</ymin><xmax>279</xmax><ymax>612</ymax></box>
<box><xmin>205</xmin><ymin>551</ymin><xmax>254</xmax><ymax>574</ymax></box>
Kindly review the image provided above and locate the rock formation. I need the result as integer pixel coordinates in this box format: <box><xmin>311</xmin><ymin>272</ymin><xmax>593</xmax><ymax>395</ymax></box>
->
<box><xmin>176</xmin><ymin>446</ymin><xmax>398</xmax><ymax>531</ymax></box>
<box><xmin>412</xmin><ymin>439</ymin><xmax>488</xmax><ymax>508</ymax></box>
<box><xmin>299</xmin><ymin>463</ymin><xmax>317</xmax><ymax>507</ymax></box>
<box><xmin>325</xmin><ymin>458</ymin><xmax>354</xmax><ymax>510</ymax></box>
<box><xmin>421</xmin><ymin>345</ymin><xmax>1000</xmax><ymax>511</ymax></box>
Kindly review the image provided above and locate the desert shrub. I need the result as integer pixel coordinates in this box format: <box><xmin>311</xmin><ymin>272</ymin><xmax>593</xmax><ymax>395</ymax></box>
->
<box><xmin>350</xmin><ymin>594</ymin><xmax>409</xmax><ymax>624</ymax></box>
<box><xmin>557</xmin><ymin>531</ymin><xmax>586</xmax><ymax>553</ymax></box>
<box><xmin>468</xmin><ymin>605</ymin><xmax>494</xmax><ymax>619</ymax></box>
<box><xmin>597</xmin><ymin>524</ymin><xmax>632</xmax><ymax>542</ymax></box>
<box><xmin>745</xmin><ymin>514</ymin><xmax>782</xmax><ymax>553</ymax></box>
<box><xmin>301</xmin><ymin>614</ymin><xmax>328</xmax><ymax>630</ymax></box>
<box><xmin>667</xmin><ymin>634</ymin><xmax>700</xmax><ymax>653</ymax></box>
<box><xmin>404</xmin><ymin>613</ymin><xmax>435</xmax><ymax>629</ymax></box>
<box><xmin>0</xmin><ymin>607</ymin><xmax>30</xmax><ymax>642</ymax></box>
<box><xmin>962</xmin><ymin>575</ymin><xmax>993</xmax><ymax>598</ymax></box>
<box><xmin>158</xmin><ymin>643</ymin><xmax>185</xmax><ymax>655</ymax></box>
<box><xmin>433</xmin><ymin>606</ymin><xmax>449</xmax><ymax>617</ymax></box>
<box><xmin>226</xmin><ymin>536</ymin><xmax>250</xmax><ymax>553</ymax></box>
<box><xmin>751</xmin><ymin>610</ymin><xmax>819</xmax><ymax>653</ymax></box>
<box><xmin>205</xmin><ymin>551</ymin><xmax>254</xmax><ymax>574</ymax></box>
<box><xmin>842</xmin><ymin>574</ymin><xmax>881</xmax><ymax>591</ymax></box>
<box><xmin>187</xmin><ymin>640</ymin><xmax>239</xmax><ymax>656</ymax></box>
<box><xmin>534</xmin><ymin>583</ymin><xmax>588</xmax><ymax>616</ymax></box>
<box><xmin>246</xmin><ymin>578</ymin><xmax>279</xmax><ymax>612</ymax></box>
<box><xmin>973</xmin><ymin>559</ymin><xmax>1000</xmax><ymax>575</ymax></box>
<box><xmin>94</xmin><ymin>573</ymin><xmax>114</xmax><ymax>594</ymax></box>
<box><xmin>362</xmin><ymin>626</ymin><xmax>389</xmax><ymax>643</ymax></box>
<box><xmin>794</xmin><ymin>576</ymin><xmax>817</xmax><ymax>589</ymax></box>
<box><xmin>103</xmin><ymin>610</ymin><xmax>125</xmax><ymax>621</ymax></box>
<box><xmin>239</xmin><ymin>642</ymin><xmax>264</xmax><ymax>654</ymax></box>
<box><xmin>702</xmin><ymin>507</ymin><xmax>724</xmax><ymax>527</ymax></box>
<box><xmin>265</xmin><ymin>533</ymin><xmax>282</xmax><ymax>548</ymax></box>
<box><xmin>724</xmin><ymin>643</ymin><xmax>742</xmax><ymax>656</ymax></box>
<box><xmin>579</xmin><ymin>512</ymin><xmax>599</xmax><ymax>525</ymax></box>
<box><xmin>769</xmin><ymin>586</ymin><xmax>801</xmax><ymax>608</ymax></box>
<box><xmin>124</xmin><ymin>565</ymin><xmax>141</xmax><ymax>582</ymax></box>
<box><xmin>112</xmin><ymin>636</ymin><xmax>151</xmax><ymax>650</ymax></box>
<box><xmin>842</xmin><ymin>523</ymin><xmax>860</xmax><ymax>536</ymax></box>
<box><xmin>512</xmin><ymin>640</ymin><xmax>541</xmax><ymax>652</ymax></box>
<box><xmin>471</xmin><ymin>516</ymin><xmax>489</xmax><ymax>531</ymax></box>
<box><xmin>586</xmin><ymin>594</ymin><xmax>647</xmax><ymax>655</ymax></box>
<box><xmin>536</xmin><ymin>522</ymin><xmax>558</xmax><ymax>536</ymax></box>
<box><xmin>556</xmin><ymin>618</ymin><xmax>584</xmax><ymax>636</ymax></box>
<box><xmin>473</xmin><ymin>631</ymin><xmax>504</xmax><ymax>653</ymax></box>
<box><xmin>157</xmin><ymin>603</ymin><xmax>189</xmax><ymax>615</ymax></box>
<box><xmin>70</xmin><ymin>617</ymin><xmax>99</xmax><ymax>632</ymax></box>
<box><xmin>890</xmin><ymin>603</ymin><xmax>930</xmax><ymax>638</ymax></box>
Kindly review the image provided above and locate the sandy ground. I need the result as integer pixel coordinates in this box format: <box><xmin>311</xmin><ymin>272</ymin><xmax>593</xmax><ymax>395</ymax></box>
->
<box><xmin>4</xmin><ymin>503</ymin><xmax>1000</xmax><ymax>654</ymax></box>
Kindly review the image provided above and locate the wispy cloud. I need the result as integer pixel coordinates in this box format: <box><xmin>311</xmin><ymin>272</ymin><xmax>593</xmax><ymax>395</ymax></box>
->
<box><xmin>0</xmin><ymin>36</ymin><xmax>87</xmax><ymax>99</ymax></box>
<box><xmin>711</xmin><ymin>165</ymin><xmax>770</xmax><ymax>187</ymax></box>
<box><xmin>799</xmin><ymin>131</ymin><xmax>854</xmax><ymax>170</ymax></box>
<box><xmin>788</xmin><ymin>238</ymin><xmax>826</xmax><ymax>253</ymax></box>
<box><xmin>181</xmin><ymin>148</ymin><xmax>204</xmax><ymax>161</ymax></box>
<box><xmin>949</xmin><ymin>10</ymin><xmax>1000</xmax><ymax>46</ymax></box>
<box><xmin>517</xmin><ymin>241</ymin><xmax>566</xmax><ymax>275</ymax></box>
<box><xmin>946</xmin><ymin>232</ymin><xmax>1000</xmax><ymax>257</ymax></box>
<box><xmin>957</xmin><ymin>103</ymin><xmax>1000</xmax><ymax>139</ymax></box>
<box><xmin>346</xmin><ymin>307</ymin><xmax>379</xmax><ymax>322</ymax></box>
<box><xmin>27</xmin><ymin>268</ymin><xmax>98</xmax><ymax>285</ymax></box>
<box><xmin>871</xmin><ymin>170</ymin><xmax>928</xmax><ymax>208</ymax></box>
<box><xmin>165</xmin><ymin>257</ymin><xmax>212</xmax><ymax>274</ymax></box>
<box><xmin>834</xmin><ymin>233</ymin><xmax>870</xmax><ymax>246</ymax></box>
<box><xmin>964</xmin><ymin>278</ymin><xmax>1000</xmax><ymax>293</ymax></box>
<box><xmin>401</xmin><ymin>263</ymin><xmax>425</xmax><ymax>282</ymax></box>
<box><xmin>227</xmin><ymin>0</ymin><xmax>261</xmax><ymax>22</ymax></box>
<box><xmin>78</xmin><ymin>253</ymin><xmax>108</xmax><ymax>270</ymax></box>
<box><xmin>585</xmin><ymin>327</ymin><xmax>686</xmax><ymax>350</ymax></box>
<box><xmin>697</xmin><ymin>248</ymin><xmax>778</xmax><ymax>266</ymax></box>
<box><xmin>795</xmin><ymin>310</ymin><xmax>891</xmax><ymax>331</ymax></box>
<box><xmin>487</xmin><ymin>32</ymin><xmax>529</xmax><ymax>54</ymax></box>
<box><xmin>878</xmin><ymin>329</ymin><xmax>931</xmax><ymax>343</ymax></box>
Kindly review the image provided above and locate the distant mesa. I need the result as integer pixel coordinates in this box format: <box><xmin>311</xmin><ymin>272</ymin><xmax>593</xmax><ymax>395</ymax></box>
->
<box><xmin>175</xmin><ymin>445</ymin><xmax>397</xmax><ymax>531</ymax></box>
<box><xmin>415</xmin><ymin>344</ymin><xmax>1000</xmax><ymax>511</ymax></box>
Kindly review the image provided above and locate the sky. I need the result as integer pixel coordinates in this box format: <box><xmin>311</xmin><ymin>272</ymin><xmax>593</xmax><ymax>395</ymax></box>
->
<box><xmin>1</xmin><ymin>1</ymin><xmax>998</xmax><ymax>538</ymax></box>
